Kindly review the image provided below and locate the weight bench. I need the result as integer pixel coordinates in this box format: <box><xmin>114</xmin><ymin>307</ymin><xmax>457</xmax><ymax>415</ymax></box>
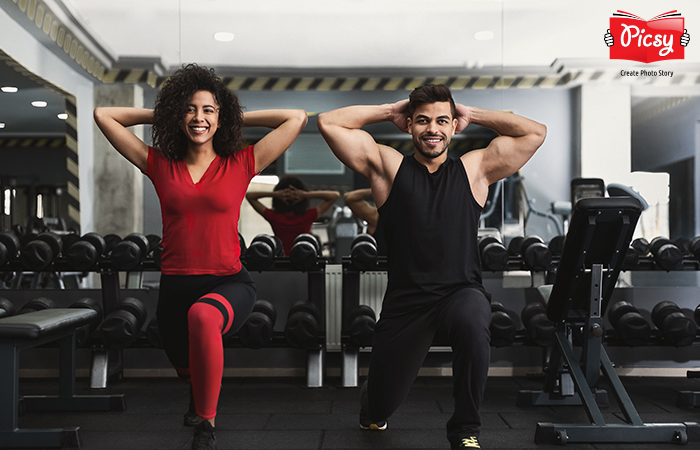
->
<box><xmin>0</xmin><ymin>309</ymin><xmax>126</xmax><ymax>448</ymax></box>
<box><xmin>517</xmin><ymin>197</ymin><xmax>697</xmax><ymax>445</ymax></box>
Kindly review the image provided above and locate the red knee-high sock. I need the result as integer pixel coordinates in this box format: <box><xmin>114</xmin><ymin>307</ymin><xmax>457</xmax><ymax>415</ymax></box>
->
<box><xmin>188</xmin><ymin>301</ymin><xmax>231</xmax><ymax>419</ymax></box>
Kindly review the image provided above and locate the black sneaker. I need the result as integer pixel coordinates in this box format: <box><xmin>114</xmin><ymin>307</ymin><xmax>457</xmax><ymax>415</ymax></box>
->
<box><xmin>192</xmin><ymin>420</ymin><xmax>216</xmax><ymax>450</ymax></box>
<box><xmin>359</xmin><ymin>380</ymin><xmax>387</xmax><ymax>430</ymax></box>
<box><xmin>455</xmin><ymin>436</ymin><xmax>480</xmax><ymax>448</ymax></box>
<box><xmin>184</xmin><ymin>386</ymin><xmax>198</xmax><ymax>426</ymax></box>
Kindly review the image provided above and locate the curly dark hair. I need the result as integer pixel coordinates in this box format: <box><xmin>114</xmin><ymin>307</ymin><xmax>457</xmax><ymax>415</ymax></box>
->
<box><xmin>408</xmin><ymin>84</ymin><xmax>456</xmax><ymax>119</ymax></box>
<box><xmin>151</xmin><ymin>63</ymin><xmax>244</xmax><ymax>160</ymax></box>
<box><xmin>272</xmin><ymin>175</ymin><xmax>310</xmax><ymax>216</ymax></box>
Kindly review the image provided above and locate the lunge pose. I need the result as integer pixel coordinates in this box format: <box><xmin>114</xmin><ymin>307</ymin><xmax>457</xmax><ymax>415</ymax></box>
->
<box><xmin>246</xmin><ymin>175</ymin><xmax>339</xmax><ymax>255</ymax></box>
<box><xmin>94</xmin><ymin>64</ymin><xmax>307</xmax><ymax>450</ymax></box>
<box><xmin>318</xmin><ymin>84</ymin><xmax>545</xmax><ymax>449</ymax></box>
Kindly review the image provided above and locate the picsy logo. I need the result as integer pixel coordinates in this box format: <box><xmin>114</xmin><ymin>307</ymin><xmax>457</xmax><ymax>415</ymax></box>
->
<box><xmin>604</xmin><ymin>10</ymin><xmax>689</xmax><ymax>63</ymax></box>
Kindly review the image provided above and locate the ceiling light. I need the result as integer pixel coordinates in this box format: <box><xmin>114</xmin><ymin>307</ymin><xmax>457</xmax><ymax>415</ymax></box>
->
<box><xmin>1</xmin><ymin>87</ymin><xmax>18</xmax><ymax>93</ymax></box>
<box><xmin>31</xmin><ymin>101</ymin><xmax>47</xmax><ymax>108</ymax></box>
<box><xmin>474</xmin><ymin>31</ymin><xmax>495</xmax><ymax>41</ymax></box>
<box><xmin>0</xmin><ymin>123</ymin><xmax>5</xmax><ymax>129</ymax></box>
<box><xmin>214</xmin><ymin>32</ymin><xmax>234</xmax><ymax>42</ymax></box>
<box><xmin>57</xmin><ymin>113</ymin><xmax>68</xmax><ymax>120</ymax></box>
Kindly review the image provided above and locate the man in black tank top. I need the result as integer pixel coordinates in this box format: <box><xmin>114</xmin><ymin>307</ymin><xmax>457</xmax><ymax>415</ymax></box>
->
<box><xmin>319</xmin><ymin>85</ymin><xmax>546</xmax><ymax>449</ymax></box>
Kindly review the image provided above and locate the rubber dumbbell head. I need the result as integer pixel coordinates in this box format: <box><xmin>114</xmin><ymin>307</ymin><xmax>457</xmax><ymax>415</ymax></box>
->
<box><xmin>0</xmin><ymin>297</ymin><xmax>16</xmax><ymax>319</ymax></box>
<box><xmin>347</xmin><ymin>304</ymin><xmax>376</xmax><ymax>348</ymax></box>
<box><xmin>289</xmin><ymin>234</ymin><xmax>320</xmax><ymax>271</ymax></box>
<box><xmin>521</xmin><ymin>302</ymin><xmax>555</xmax><ymax>347</ymax></box>
<box><xmin>649</xmin><ymin>237</ymin><xmax>683</xmax><ymax>271</ymax></box>
<box><xmin>507</xmin><ymin>236</ymin><xmax>524</xmax><ymax>257</ymax></box>
<box><xmin>244</xmin><ymin>234</ymin><xmax>280</xmax><ymax>271</ymax></box>
<box><xmin>622</xmin><ymin>245</ymin><xmax>640</xmax><ymax>271</ymax></box>
<box><xmin>631</xmin><ymin>237</ymin><xmax>650</xmax><ymax>256</ymax></box>
<box><xmin>652</xmin><ymin>301</ymin><xmax>697</xmax><ymax>347</ymax></box>
<box><xmin>111</xmin><ymin>233</ymin><xmax>150</xmax><ymax>271</ymax></box>
<box><xmin>98</xmin><ymin>297</ymin><xmax>148</xmax><ymax>349</ymax></box>
<box><xmin>607</xmin><ymin>301</ymin><xmax>650</xmax><ymax>347</ymax></box>
<box><xmin>102</xmin><ymin>234</ymin><xmax>122</xmax><ymax>254</ymax></box>
<box><xmin>689</xmin><ymin>236</ymin><xmax>700</xmax><ymax>261</ymax></box>
<box><xmin>285</xmin><ymin>301</ymin><xmax>321</xmax><ymax>349</ymax></box>
<box><xmin>548</xmin><ymin>235</ymin><xmax>566</xmax><ymax>258</ymax></box>
<box><xmin>70</xmin><ymin>297</ymin><xmax>103</xmax><ymax>347</ymax></box>
<box><xmin>351</xmin><ymin>234</ymin><xmax>378</xmax><ymax>271</ymax></box>
<box><xmin>20</xmin><ymin>232</ymin><xmax>63</xmax><ymax>270</ymax></box>
<box><xmin>0</xmin><ymin>232</ymin><xmax>20</xmax><ymax>267</ymax></box>
<box><xmin>490</xmin><ymin>301</ymin><xmax>517</xmax><ymax>347</ymax></box>
<box><xmin>478</xmin><ymin>236</ymin><xmax>508</xmax><ymax>272</ymax></box>
<box><xmin>239</xmin><ymin>300</ymin><xmax>277</xmax><ymax>349</ymax></box>
<box><xmin>66</xmin><ymin>232</ymin><xmax>107</xmax><ymax>271</ymax></box>
<box><xmin>520</xmin><ymin>236</ymin><xmax>552</xmax><ymax>272</ymax></box>
<box><xmin>18</xmin><ymin>297</ymin><xmax>56</xmax><ymax>314</ymax></box>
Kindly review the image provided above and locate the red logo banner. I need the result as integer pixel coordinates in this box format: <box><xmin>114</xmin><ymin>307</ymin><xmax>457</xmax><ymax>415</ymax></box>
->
<box><xmin>607</xmin><ymin>11</ymin><xmax>688</xmax><ymax>63</ymax></box>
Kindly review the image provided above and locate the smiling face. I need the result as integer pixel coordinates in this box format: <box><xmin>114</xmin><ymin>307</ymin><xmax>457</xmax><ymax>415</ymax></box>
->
<box><xmin>181</xmin><ymin>90</ymin><xmax>220</xmax><ymax>149</ymax></box>
<box><xmin>407</xmin><ymin>101</ymin><xmax>457</xmax><ymax>161</ymax></box>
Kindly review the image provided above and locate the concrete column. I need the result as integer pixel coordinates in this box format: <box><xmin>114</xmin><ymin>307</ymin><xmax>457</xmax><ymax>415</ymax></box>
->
<box><xmin>93</xmin><ymin>84</ymin><xmax>144</xmax><ymax>236</ymax></box>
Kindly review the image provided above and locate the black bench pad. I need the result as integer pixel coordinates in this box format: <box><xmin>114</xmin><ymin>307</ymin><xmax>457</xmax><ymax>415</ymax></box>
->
<box><xmin>0</xmin><ymin>309</ymin><xmax>96</xmax><ymax>340</ymax></box>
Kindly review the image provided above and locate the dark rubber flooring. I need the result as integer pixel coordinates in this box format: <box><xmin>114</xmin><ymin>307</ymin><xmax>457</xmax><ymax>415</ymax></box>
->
<box><xmin>15</xmin><ymin>374</ymin><xmax>700</xmax><ymax>449</ymax></box>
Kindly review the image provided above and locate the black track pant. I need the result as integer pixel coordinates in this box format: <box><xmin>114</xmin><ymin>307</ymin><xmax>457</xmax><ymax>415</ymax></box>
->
<box><xmin>366</xmin><ymin>286</ymin><xmax>491</xmax><ymax>444</ymax></box>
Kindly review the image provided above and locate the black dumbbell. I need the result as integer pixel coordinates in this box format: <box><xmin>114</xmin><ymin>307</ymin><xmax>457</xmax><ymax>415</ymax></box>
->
<box><xmin>507</xmin><ymin>236</ymin><xmax>524</xmax><ymax>257</ymax></box>
<box><xmin>146</xmin><ymin>316</ymin><xmax>162</xmax><ymax>348</ymax></box>
<box><xmin>98</xmin><ymin>297</ymin><xmax>148</xmax><ymax>349</ymax></box>
<box><xmin>521</xmin><ymin>302</ymin><xmax>556</xmax><ymax>347</ymax></box>
<box><xmin>490</xmin><ymin>301</ymin><xmax>517</xmax><ymax>347</ymax></box>
<box><xmin>61</xmin><ymin>233</ymin><xmax>81</xmax><ymax>252</ymax></box>
<box><xmin>0</xmin><ymin>232</ymin><xmax>20</xmax><ymax>266</ymax></box>
<box><xmin>111</xmin><ymin>233</ymin><xmax>154</xmax><ymax>271</ymax></box>
<box><xmin>351</xmin><ymin>234</ymin><xmax>378</xmax><ymax>271</ymax></box>
<box><xmin>689</xmin><ymin>236</ymin><xmax>700</xmax><ymax>261</ymax></box>
<box><xmin>652</xmin><ymin>301</ymin><xmax>697</xmax><ymax>347</ymax></box>
<box><xmin>674</xmin><ymin>237</ymin><xmax>691</xmax><ymax>256</ymax></box>
<box><xmin>238</xmin><ymin>300</ymin><xmax>277</xmax><ymax>349</ymax></box>
<box><xmin>244</xmin><ymin>234</ymin><xmax>283</xmax><ymax>271</ymax></box>
<box><xmin>289</xmin><ymin>234</ymin><xmax>321</xmax><ymax>271</ymax></box>
<box><xmin>608</xmin><ymin>301</ymin><xmax>651</xmax><ymax>347</ymax></box>
<box><xmin>631</xmin><ymin>237</ymin><xmax>650</xmax><ymax>256</ymax></box>
<box><xmin>0</xmin><ymin>297</ymin><xmax>16</xmax><ymax>319</ymax></box>
<box><xmin>520</xmin><ymin>236</ymin><xmax>552</xmax><ymax>272</ymax></box>
<box><xmin>20</xmin><ymin>232</ymin><xmax>63</xmax><ymax>270</ymax></box>
<box><xmin>622</xmin><ymin>245</ymin><xmax>641</xmax><ymax>271</ymax></box>
<box><xmin>18</xmin><ymin>297</ymin><xmax>56</xmax><ymax>314</ymax></box>
<box><xmin>103</xmin><ymin>234</ymin><xmax>122</xmax><ymax>255</ymax></box>
<box><xmin>285</xmin><ymin>301</ymin><xmax>321</xmax><ymax>349</ymax></box>
<box><xmin>347</xmin><ymin>305</ymin><xmax>376</xmax><ymax>348</ymax></box>
<box><xmin>548</xmin><ymin>235</ymin><xmax>566</xmax><ymax>258</ymax></box>
<box><xmin>649</xmin><ymin>237</ymin><xmax>683</xmax><ymax>271</ymax></box>
<box><xmin>478</xmin><ymin>236</ymin><xmax>508</xmax><ymax>272</ymax></box>
<box><xmin>695</xmin><ymin>304</ymin><xmax>700</xmax><ymax>327</ymax></box>
<box><xmin>70</xmin><ymin>297</ymin><xmax>103</xmax><ymax>347</ymax></box>
<box><xmin>66</xmin><ymin>232</ymin><xmax>107</xmax><ymax>271</ymax></box>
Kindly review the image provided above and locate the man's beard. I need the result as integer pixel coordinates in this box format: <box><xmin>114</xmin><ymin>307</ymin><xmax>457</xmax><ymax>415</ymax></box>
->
<box><xmin>413</xmin><ymin>133</ymin><xmax>450</xmax><ymax>159</ymax></box>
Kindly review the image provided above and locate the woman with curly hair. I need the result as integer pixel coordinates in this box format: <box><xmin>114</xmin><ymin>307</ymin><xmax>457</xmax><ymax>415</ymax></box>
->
<box><xmin>94</xmin><ymin>63</ymin><xmax>307</xmax><ymax>450</ymax></box>
<box><xmin>246</xmin><ymin>175</ymin><xmax>339</xmax><ymax>255</ymax></box>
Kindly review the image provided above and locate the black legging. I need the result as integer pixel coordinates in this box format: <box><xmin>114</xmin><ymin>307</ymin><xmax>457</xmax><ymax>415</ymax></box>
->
<box><xmin>366</xmin><ymin>286</ymin><xmax>491</xmax><ymax>444</ymax></box>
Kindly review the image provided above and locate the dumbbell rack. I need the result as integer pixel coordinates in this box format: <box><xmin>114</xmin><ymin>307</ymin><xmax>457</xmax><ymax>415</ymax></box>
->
<box><xmin>0</xmin><ymin>252</ymin><xmax>329</xmax><ymax>388</ymax></box>
<box><xmin>243</xmin><ymin>257</ymin><xmax>328</xmax><ymax>388</ymax></box>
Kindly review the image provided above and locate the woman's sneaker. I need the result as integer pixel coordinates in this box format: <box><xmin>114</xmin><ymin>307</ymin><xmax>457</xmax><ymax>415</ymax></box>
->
<box><xmin>192</xmin><ymin>420</ymin><xmax>216</xmax><ymax>450</ymax></box>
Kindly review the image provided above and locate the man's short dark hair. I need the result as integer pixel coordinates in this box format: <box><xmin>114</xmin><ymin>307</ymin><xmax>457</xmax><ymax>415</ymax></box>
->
<box><xmin>407</xmin><ymin>84</ymin><xmax>456</xmax><ymax>119</ymax></box>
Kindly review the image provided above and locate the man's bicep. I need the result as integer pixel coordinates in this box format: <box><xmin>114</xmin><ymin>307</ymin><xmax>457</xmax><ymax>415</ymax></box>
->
<box><xmin>322</xmin><ymin>126</ymin><xmax>382</xmax><ymax>178</ymax></box>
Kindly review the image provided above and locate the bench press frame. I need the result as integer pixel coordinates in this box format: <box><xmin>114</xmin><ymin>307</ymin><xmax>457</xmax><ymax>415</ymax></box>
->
<box><xmin>0</xmin><ymin>309</ymin><xmax>125</xmax><ymax>448</ymax></box>
<box><xmin>517</xmin><ymin>197</ymin><xmax>697</xmax><ymax>445</ymax></box>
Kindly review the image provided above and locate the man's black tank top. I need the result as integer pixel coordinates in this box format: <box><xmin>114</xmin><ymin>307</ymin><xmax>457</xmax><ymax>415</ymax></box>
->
<box><xmin>377</xmin><ymin>154</ymin><xmax>489</xmax><ymax>316</ymax></box>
